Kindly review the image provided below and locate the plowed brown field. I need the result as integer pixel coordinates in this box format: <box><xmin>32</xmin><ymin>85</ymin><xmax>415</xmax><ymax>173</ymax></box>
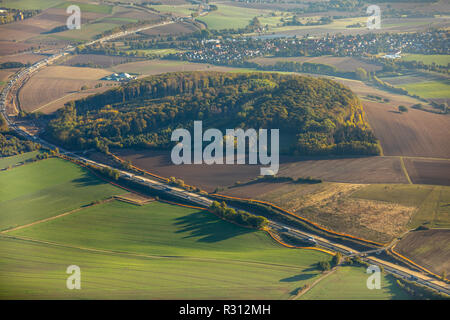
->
<box><xmin>363</xmin><ymin>101</ymin><xmax>450</xmax><ymax>158</ymax></box>
<box><xmin>395</xmin><ymin>229</ymin><xmax>450</xmax><ymax>276</ymax></box>
<box><xmin>18</xmin><ymin>66</ymin><xmax>113</xmax><ymax>113</ymax></box>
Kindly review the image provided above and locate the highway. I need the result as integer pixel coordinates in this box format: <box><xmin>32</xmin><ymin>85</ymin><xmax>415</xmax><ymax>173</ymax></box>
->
<box><xmin>1</xmin><ymin>21</ymin><xmax>449</xmax><ymax>298</ymax></box>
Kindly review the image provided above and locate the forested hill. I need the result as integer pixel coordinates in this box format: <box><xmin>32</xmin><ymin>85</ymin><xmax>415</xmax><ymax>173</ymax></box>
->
<box><xmin>46</xmin><ymin>71</ymin><xmax>380</xmax><ymax>156</ymax></box>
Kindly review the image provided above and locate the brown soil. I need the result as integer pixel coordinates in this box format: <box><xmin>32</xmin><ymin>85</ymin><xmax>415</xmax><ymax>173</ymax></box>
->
<box><xmin>363</xmin><ymin>101</ymin><xmax>450</xmax><ymax>158</ymax></box>
<box><xmin>404</xmin><ymin>158</ymin><xmax>450</xmax><ymax>186</ymax></box>
<box><xmin>395</xmin><ymin>229</ymin><xmax>450</xmax><ymax>276</ymax></box>
<box><xmin>18</xmin><ymin>66</ymin><xmax>113</xmax><ymax>113</ymax></box>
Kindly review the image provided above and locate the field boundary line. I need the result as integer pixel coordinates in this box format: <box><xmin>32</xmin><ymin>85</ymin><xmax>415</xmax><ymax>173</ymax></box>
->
<box><xmin>399</xmin><ymin>156</ymin><xmax>413</xmax><ymax>184</ymax></box>
<box><xmin>1</xmin><ymin>198</ymin><xmax>114</xmax><ymax>234</ymax></box>
<box><xmin>290</xmin><ymin>267</ymin><xmax>338</xmax><ymax>300</ymax></box>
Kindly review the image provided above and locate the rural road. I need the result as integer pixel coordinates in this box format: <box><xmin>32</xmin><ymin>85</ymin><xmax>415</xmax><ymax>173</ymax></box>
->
<box><xmin>1</xmin><ymin>19</ymin><xmax>449</xmax><ymax>298</ymax></box>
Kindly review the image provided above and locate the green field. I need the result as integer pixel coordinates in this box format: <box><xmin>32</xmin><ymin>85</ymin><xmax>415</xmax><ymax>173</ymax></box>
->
<box><xmin>0</xmin><ymin>0</ymin><xmax>63</xmax><ymax>10</ymax></box>
<box><xmin>198</xmin><ymin>4</ymin><xmax>269</xmax><ymax>30</ymax></box>
<box><xmin>0</xmin><ymin>235</ymin><xmax>320</xmax><ymax>299</ymax></box>
<box><xmin>0</xmin><ymin>151</ymin><xmax>40</xmax><ymax>169</ymax></box>
<box><xmin>52</xmin><ymin>22</ymin><xmax>119</xmax><ymax>41</ymax></box>
<box><xmin>0</xmin><ymin>158</ymin><xmax>124</xmax><ymax>231</ymax></box>
<box><xmin>131</xmin><ymin>48</ymin><xmax>182</xmax><ymax>56</ymax></box>
<box><xmin>10</xmin><ymin>200</ymin><xmax>329</xmax><ymax>266</ymax></box>
<box><xmin>2</xmin><ymin>198</ymin><xmax>335</xmax><ymax>299</ymax></box>
<box><xmin>300</xmin><ymin>266</ymin><xmax>409</xmax><ymax>300</ymax></box>
<box><xmin>400</xmin><ymin>81</ymin><xmax>450</xmax><ymax>99</ymax></box>
<box><xmin>352</xmin><ymin>184</ymin><xmax>450</xmax><ymax>228</ymax></box>
<box><xmin>54</xmin><ymin>2</ymin><xmax>113</xmax><ymax>14</ymax></box>
<box><xmin>149</xmin><ymin>4</ymin><xmax>196</xmax><ymax>16</ymax></box>
<box><xmin>402</xmin><ymin>54</ymin><xmax>450</xmax><ymax>66</ymax></box>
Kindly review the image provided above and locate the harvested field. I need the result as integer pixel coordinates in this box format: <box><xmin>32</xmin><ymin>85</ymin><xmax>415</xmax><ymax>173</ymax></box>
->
<box><xmin>0</xmin><ymin>41</ymin><xmax>34</xmax><ymax>55</ymax></box>
<box><xmin>404</xmin><ymin>158</ymin><xmax>450</xmax><ymax>186</ymax></box>
<box><xmin>18</xmin><ymin>66</ymin><xmax>113</xmax><ymax>113</ymax></box>
<box><xmin>110</xmin><ymin>149</ymin><xmax>262</xmax><ymax>193</ymax></box>
<box><xmin>138</xmin><ymin>21</ymin><xmax>199</xmax><ymax>36</ymax></box>
<box><xmin>61</xmin><ymin>54</ymin><xmax>142</xmax><ymax>68</ymax></box>
<box><xmin>112</xmin><ymin>6</ymin><xmax>161</xmax><ymax>22</ymax></box>
<box><xmin>0</xmin><ymin>8</ymin><xmax>105</xmax><ymax>42</ymax></box>
<box><xmin>112</xmin><ymin>148</ymin><xmax>410</xmax><ymax>192</ymax></box>
<box><xmin>254</xmin><ymin>182</ymin><xmax>416</xmax><ymax>243</ymax></box>
<box><xmin>351</xmin><ymin>184</ymin><xmax>450</xmax><ymax>229</ymax></box>
<box><xmin>395</xmin><ymin>229</ymin><xmax>450</xmax><ymax>276</ymax></box>
<box><xmin>363</xmin><ymin>101</ymin><xmax>450</xmax><ymax>158</ymax></box>
<box><xmin>224</xmin><ymin>182</ymin><xmax>450</xmax><ymax>243</ymax></box>
<box><xmin>251</xmin><ymin>56</ymin><xmax>382</xmax><ymax>72</ymax></box>
<box><xmin>277</xmin><ymin>156</ymin><xmax>408</xmax><ymax>184</ymax></box>
<box><xmin>222</xmin><ymin>181</ymin><xmax>292</xmax><ymax>199</ymax></box>
<box><xmin>0</xmin><ymin>53</ymin><xmax>46</xmax><ymax>65</ymax></box>
<box><xmin>108</xmin><ymin>59</ymin><xmax>246</xmax><ymax>75</ymax></box>
<box><xmin>0</xmin><ymin>69</ymin><xmax>16</xmax><ymax>84</ymax></box>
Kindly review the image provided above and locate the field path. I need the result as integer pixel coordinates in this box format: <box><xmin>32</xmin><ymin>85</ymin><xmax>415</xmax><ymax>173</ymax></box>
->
<box><xmin>1</xmin><ymin>198</ymin><xmax>114</xmax><ymax>234</ymax></box>
<box><xmin>290</xmin><ymin>267</ymin><xmax>338</xmax><ymax>300</ymax></box>
<box><xmin>399</xmin><ymin>157</ymin><xmax>413</xmax><ymax>184</ymax></box>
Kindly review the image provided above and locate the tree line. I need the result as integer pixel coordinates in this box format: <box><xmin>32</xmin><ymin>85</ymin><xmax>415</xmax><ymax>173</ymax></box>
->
<box><xmin>210</xmin><ymin>201</ymin><xmax>268</xmax><ymax>229</ymax></box>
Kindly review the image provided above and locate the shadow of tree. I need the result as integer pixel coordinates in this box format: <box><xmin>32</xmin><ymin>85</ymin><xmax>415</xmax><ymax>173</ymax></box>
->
<box><xmin>173</xmin><ymin>212</ymin><xmax>254</xmax><ymax>243</ymax></box>
<box><xmin>280</xmin><ymin>273</ymin><xmax>317</xmax><ymax>283</ymax></box>
<box><xmin>71</xmin><ymin>172</ymin><xmax>104</xmax><ymax>187</ymax></box>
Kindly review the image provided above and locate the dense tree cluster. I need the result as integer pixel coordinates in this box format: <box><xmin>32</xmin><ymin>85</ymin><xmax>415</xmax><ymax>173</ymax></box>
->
<box><xmin>46</xmin><ymin>72</ymin><xmax>379</xmax><ymax>156</ymax></box>
<box><xmin>0</xmin><ymin>62</ymin><xmax>25</xmax><ymax>69</ymax></box>
<box><xmin>1</xmin><ymin>114</ymin><xmax>39</xmax><ymax>156</ymax></box>
<box><xmin>210</xmin><ymin>201</ymin><xmax>268</xmax><ymax>229</ymax></box>
<box><xmin>0</xmin><ymin>8</ymin><xmax>40</xmax><ymax>25</ymax></box>
<box><xmin>0</xmin><ymin>133</ymin><xmax>41</xmax><ymax>157</ymax></box>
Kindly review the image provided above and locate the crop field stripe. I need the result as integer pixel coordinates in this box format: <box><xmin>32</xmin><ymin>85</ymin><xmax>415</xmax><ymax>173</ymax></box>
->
<box><xmin>212</xmin><ymin>193</ymin><xmax>386</xmax><ymax>247</ymax></box>
<box><xmin>389</xmin><ymin>243</ymin><xmax>443</xmax><ymax>280</ymax></box>
<box><xmin>0</xmin><ymin>232</ymin><xmax>316</xmax><ymax>271</ymax></box>
<box><xmin>267</xmin><ymin>230</ymin><xmax>335</xmax><ymax>255</ymax></box>
<box><xmin>1</xmin><ymin>198</ymin><xmax>113</xmax><ymax>234</ymax></box>
<box><xmin>400</xmin><ymin>157</ymin><xmax>413</xmax><ymax>184</ymax></box>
